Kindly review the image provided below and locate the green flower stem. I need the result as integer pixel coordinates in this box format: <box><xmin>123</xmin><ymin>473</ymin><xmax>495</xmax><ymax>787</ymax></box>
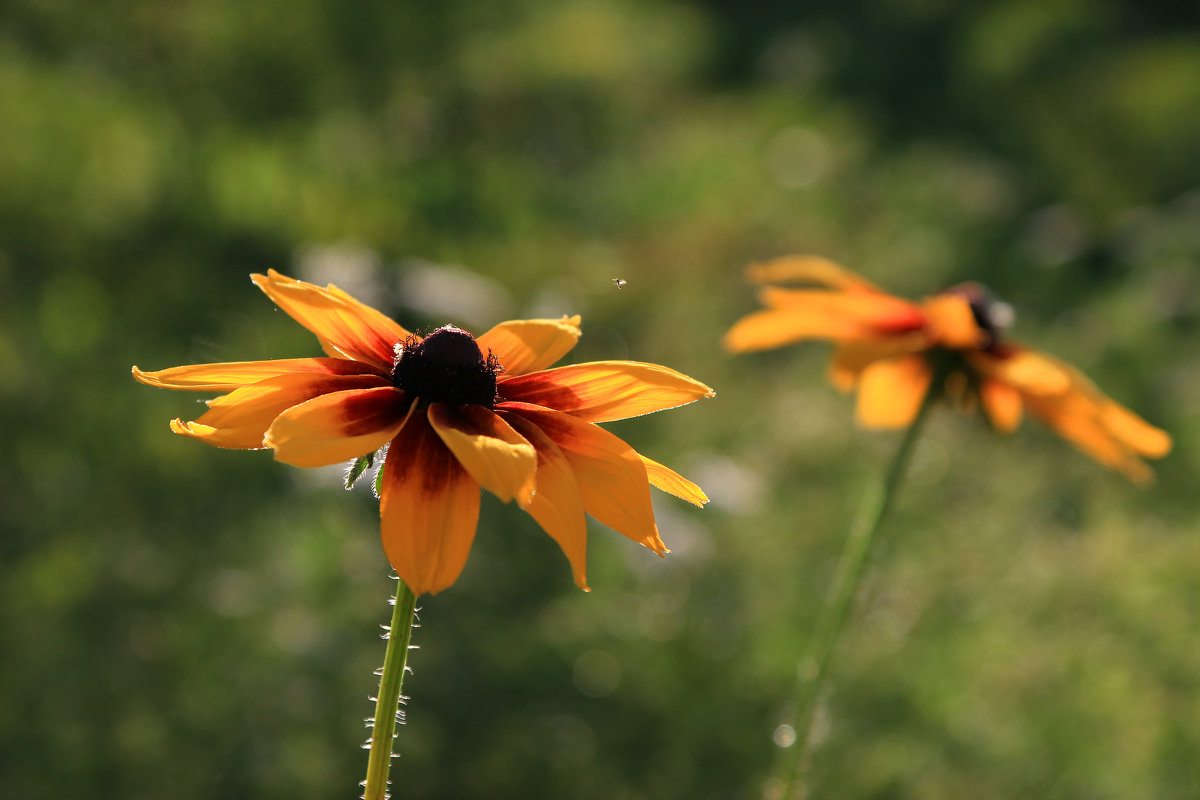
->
<box><xmin>768</xmin><ymin>369</ymin><xmax>944</xmax><ymax>800</ymax></box>
<box><xmin>362</xmin><ymin>578</ymin><xmax>419</xmax><ymax>800</ymax></box>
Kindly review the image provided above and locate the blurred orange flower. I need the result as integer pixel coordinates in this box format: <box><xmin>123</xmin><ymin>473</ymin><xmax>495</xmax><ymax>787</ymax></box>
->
<box><xmin>724</xmin><ymin>256</ymin><xmax>1171</xmax><ymax>483</ymax></box>
<box><xmin>135</xmin><ymin>270</ymin><xmax>713</xmax><ymax>594</ymax></box>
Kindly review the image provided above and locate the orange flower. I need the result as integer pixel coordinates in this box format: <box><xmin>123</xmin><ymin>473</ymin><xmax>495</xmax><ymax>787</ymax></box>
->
<box><xmin>134</xmin><ymin>270</ymin><xmax>714</xmax><ymax>594</ymax></box>
<box><xmin>724</xmin><ymin>256</ymin><xmax>1171</xmax><ymax>483</ymax></box>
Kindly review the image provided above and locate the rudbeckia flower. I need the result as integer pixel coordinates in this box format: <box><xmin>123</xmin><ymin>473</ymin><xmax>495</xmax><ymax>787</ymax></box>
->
<box><xmin>723</xmin><ymin>256</ymin><xmax>1171</xmax><ymax>483</ymax></box>
<box><xmin>134</xmin><ymin>270</ymin><xmax>714</xmax><ymax>595</ymax></box>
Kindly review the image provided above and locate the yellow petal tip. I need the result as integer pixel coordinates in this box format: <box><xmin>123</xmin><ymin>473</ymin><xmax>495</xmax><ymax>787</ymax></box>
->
<box><xmin>131</xmin><ymin>364</ymin><xmax>172</xmax><ymax>389</ymax></box>
<box><xmin>169</xmin><ymin>418</ymin><xmax>213</xmax><ymax>438</ymax></box>
<box><xmin>719</xmin><ymin>330</ymin><xmax>744</xmax><ymax>353</ymax></box>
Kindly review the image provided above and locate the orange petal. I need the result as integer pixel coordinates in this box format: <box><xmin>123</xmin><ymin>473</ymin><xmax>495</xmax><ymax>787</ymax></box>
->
<box><xmin>758</xmin><ymin>287</ymin><xmax>926</xmax><ymax>332</ymax></box>
<box><xmin>723</xmin><ymin>289</ymin><xmax>925</xmax><ymax>353</ymax></box>
<box><xmin>476</xmin><ymin>316</ymin><xmax>583</xmax><ymax>376</ymax></box>
<box><xmin>501</xmin><ymin>412</ymin><xmax>590</xmax><ymax>590</ymax></box>
<box><xmin>970</xmin><ymin>346</ymin><xmax>1072</xmax><ymax>396</ymax></box>
<box><xmin>638</xmin><ymin>454</ymin><xmax>707</xmax><ymax>506</ymax></box>
<box><xmin>132</xmin><ymin>357</ymin><xmax>378</xmax><ymax>392</ymax></box>
<box><xmin>252</xmin><ymin>270</ymin><xmax>409</xmax><ymax>371</ymax></box>
<box><xmin>980</xmin><ymin>377</ymin><xmax>1023</xmax><ymax>433</ymax></box>
<box><xmin>855</xmin><ymin>355</ymin><xmax>933</xmax><ymax>428</ymax></box>
<box><xmin>922</xmin><ymin>294</ymin><xmax>985</xmax><ymax>349</ymax></box>
<box><xmin>984</xmin><ymin>349</ymin><xmax>1169</xmax><ymax>462</ymax></box>
<box><xmin>499</xmin><ymin>403</ymin><xmax>666</xmax><ymax>556</ymax></box>
<box><xmin>427</xmin><ymin>403</ymin><xmax>537</xmax><ymax>505</ymax></box>
<box><xmin>1025</xmin><ymin>393</ymin><xmax>1154</xmax><ymax>484</ymax></box>
<box><xmin>324</xmin><ymin>283</ymin><xmax>414</xmax><ymax>352</ymax></box>
<box><xmin>170</xmin><ymin>373</ymin><xmax>391</xmax><ymax>449</ymax></box>
<box><xmin>379</xmin><ymin>412</ymin><xmax>481</xmax><ymax>595</ymax></box>
<box><xmin>1101</xmin><ymin>401</ymin><xmax>1171</xmax><ymax>458</ymax></box>
<box><xmin>828</xmin><ymin>335</ymin><xmax>931</xmax><ymax>391</ymax></box>
<box><xmin>744</xmin><ymin>255</ymin><xmax>882</xmax><ymax>292</ymax></box>
<box><xmin>498</xmin><ymin>361</ymin><xmax>714</xmax><ymax>422</ymax></box>
<box><xmin>264</xmin><ymin>386</ymin><xmax>410</xmax><ymax>467</ymax></box>
<box><xmin>723</xmin><ymin>308</ymin><xmax>864</xmax><ymax>352</ymax></box>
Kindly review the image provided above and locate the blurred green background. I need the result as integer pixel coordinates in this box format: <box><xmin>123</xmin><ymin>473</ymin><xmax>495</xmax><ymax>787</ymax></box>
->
<box><xmin>2</xmin><ymin>0</ymin><xmax>1198</xmax><ymax>797</ymax></box>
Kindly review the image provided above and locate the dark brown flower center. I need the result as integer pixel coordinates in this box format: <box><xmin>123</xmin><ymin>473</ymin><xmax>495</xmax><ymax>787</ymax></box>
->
<box><xmin>392</xmin><ymin>325</ymin><xmax>499</xmax><ymax>407</ymax></box>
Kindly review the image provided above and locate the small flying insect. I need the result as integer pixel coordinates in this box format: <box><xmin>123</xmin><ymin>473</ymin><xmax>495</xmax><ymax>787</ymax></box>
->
<box><xmin>612</xmin><ymin>278</ymin><xmax>628</xmax><ymax>289</ymax></box>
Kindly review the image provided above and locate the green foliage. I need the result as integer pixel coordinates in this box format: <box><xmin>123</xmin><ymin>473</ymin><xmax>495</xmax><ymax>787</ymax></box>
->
<box><xmin>1</xmin><ymin>0</ymin><xmax>1197</xmax><ymax>798</ymax></box>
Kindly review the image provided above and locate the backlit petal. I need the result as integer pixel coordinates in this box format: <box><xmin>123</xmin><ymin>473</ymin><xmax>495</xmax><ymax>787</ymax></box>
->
<box><xmin>855</xmin><ymin>355</ymin><xmax>933</xmax><ymax>428</ymax></box>
<box><xmin>379</xmin><ymin>412</ymin><xmax>481</xmax><ymax>595</ymax></box>
<box><xmin>252</xmin><ymin>269</ymin><xmax>408</xmax><ymax>370</ymax></box>
<box><xmin>265</xmin><ymin>386</ymin><xmax>409</xmax><ymax>467</ymax></box>
<box><xmin>499</xmin><ymin>403</ymin><xmax>666</xmax><ymax>555</ymax></box>
<box><xmin>980</xmin><ymin>377</ymin><xmax>1023</xmax><ymax>432</ymax></box>
<box><xmin>324</xmin><ymin>283</ymin><xmax>414</xmax><ymax>351</ymax></box>
<box><xmin>499</xmin><ymin>361</ymin><xmax>714</xmax><ymax>422</ymax></box>
<box><xmin>132</xmin><ymin>357</ymin><xmax>379</xmax><ymax>392</ymax></box>
<box><xmin>638</xmin><ymin>454</ymin><xmax>708</xmax><ymax>506</ymax></box>
<box><xmin>745</xmin><ymin>255</ymin><xmax>881</xmax><ymax>291</ymax></box>
<box><xmin>477</xmin><ymin>316</ymin><xmax>583</xmax><ymax>376</ymax></box>
<box><xmin>502</xmin><ymin>413</ymin><xmax>590</xmax><ymax>590</ymax></box>
<box><xmin>170</xmin><ymin>373</ymin><xmax>390</xmax><ymax>449</ymax></box>
<box><xmin>427</xmin><ymin>403</ymin><xmax>537</xmax><ymax>505</ymax></box>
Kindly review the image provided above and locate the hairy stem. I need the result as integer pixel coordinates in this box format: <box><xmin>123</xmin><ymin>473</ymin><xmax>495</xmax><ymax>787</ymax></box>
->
<box><xmin>362</xmin><ymin>578</ymin><xmax>419</xmax><ymax>800</ymax></box>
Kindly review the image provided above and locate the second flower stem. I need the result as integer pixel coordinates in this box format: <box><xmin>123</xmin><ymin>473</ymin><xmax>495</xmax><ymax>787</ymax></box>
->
<box><xmin>362</xmin><ymin>578</ymin><xmax>419</xmax><ymax>800</ymax></box>
<box><xmin>769</xmin><ymin>373</ymin><xmax>942</xmax><ymax>800</ymax></box>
